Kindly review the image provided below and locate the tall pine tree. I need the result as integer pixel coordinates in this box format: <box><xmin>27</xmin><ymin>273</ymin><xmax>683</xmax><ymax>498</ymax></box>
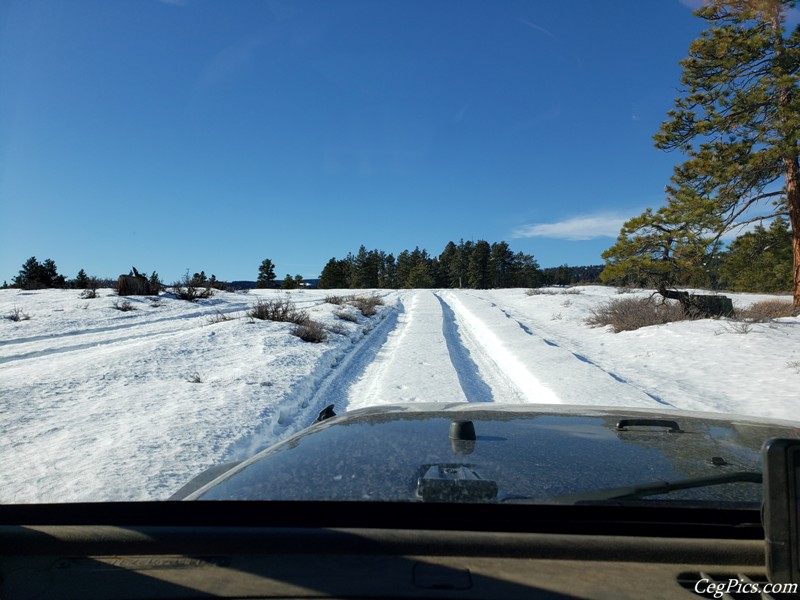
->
<box><xmin>652</xmin><ymin>0</ymin><xmax>800</xmax><ymax>305</ymax></box>
<box><xmin>256</xmin><ymin>259</ymin><xmax>276</xmax><ymax>289</ymax></box>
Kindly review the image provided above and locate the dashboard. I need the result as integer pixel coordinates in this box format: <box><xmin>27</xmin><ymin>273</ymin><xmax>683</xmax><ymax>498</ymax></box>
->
<box><xmin>0</xmin><ymin>501</ymin><xmax>794</xmax><ymax>599</ymax></box>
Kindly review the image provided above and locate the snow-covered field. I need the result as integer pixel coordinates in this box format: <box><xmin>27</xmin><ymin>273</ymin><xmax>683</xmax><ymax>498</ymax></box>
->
<box><xmin>1</xmin><ymin>286</ymin><xmax>798</xmax><ymax>503</ymax></box>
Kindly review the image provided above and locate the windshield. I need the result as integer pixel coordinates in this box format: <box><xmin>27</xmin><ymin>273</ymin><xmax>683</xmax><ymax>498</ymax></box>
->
<box><xmin>1</xmin><ymin>0</ymin><xmax>799</xmax><ymax>508</ymax></box>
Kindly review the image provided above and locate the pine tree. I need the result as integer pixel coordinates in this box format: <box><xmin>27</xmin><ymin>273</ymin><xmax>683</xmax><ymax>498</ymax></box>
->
<box><xmin>13</xmin><ymin>257</ymin><xmax>65</xmax><ymax>289</ymax></box>
<box><xmin>719</xmin><ymin>217</ymin><xmax>793</xmax><ymax>291</ymax></box>
<box><xmin>149</xmin><ymin>271</ymin><xmax>162</xmax><ymax>294</ymax></box>
<box><xmin>378</xmin><ymin>253</ymin><xmax>397</xmax><ymax>288</ymax></box>
<box><xmin>281</xmin><ymin>274</ymin><xmax>298</xmax><ymax>289</ymax></box>
<box><xmin>319</xmin><ymin>258</ymin><xmax>350</xmax><ymax>289</ymax></box>
<box><xmin>468</xmin><ymin>240</ymin><xmax>491</xmax><ymax>289</ymax></box>
<box><xmin>510</xmin><ymin>252</ymin><xmax>541</xmax><ymax>287</ymax></box>
<box><xmin>489</xmin><ymin>241</ymin><xmax>514</xmax><ymax>288</ymax></box>
<box><xmin>601</xmin><ymin>197</ymin><xmax>722</xmax><ymax>289</ymax></box>
<box><xmin>395</xmin><ymin>250</ymin><xmax>413</xmax><ymax>288</ymax></box>
<box><xmin>256</xmin><ymin>259</ymin><xmax>276</xmax><ymax>289</ymax></box>
<box><xmin>406</xmin><ymin>262</ymin><xmax>435</xmax><ymax>288</ymax></box>
<box><xmin>652</xmin><ymin>0</ymin><xmax>800</xmax><ymax>305</ymax></box>
<box><xmin>352</xmin><ymin>246</ymin><xmax>379</xmax><ymax>288</ymax></box>
<box><xmin>75</xmin><ymin>269</ymin><xmax>89</xmax><ymax>289</ymax></box>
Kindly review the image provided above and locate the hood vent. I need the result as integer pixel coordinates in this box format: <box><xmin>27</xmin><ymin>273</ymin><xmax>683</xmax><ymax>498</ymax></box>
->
<box><xmin>616</xmin><ymin>418</ymin><xmax>683</xmax><ymax>433</ymax></box>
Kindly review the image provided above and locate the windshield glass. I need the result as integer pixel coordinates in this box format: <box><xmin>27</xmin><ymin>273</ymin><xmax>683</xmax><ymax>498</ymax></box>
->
<box><xmin>1</xmin><ymin>0</ymin><xmax>798</xmax><ymax>508</ymax></box>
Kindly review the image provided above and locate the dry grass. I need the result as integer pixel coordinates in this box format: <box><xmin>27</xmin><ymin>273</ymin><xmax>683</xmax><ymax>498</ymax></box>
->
<box><xmin>292</xmin><ymin>320</ymin><xmax>328</xmax><ymax>343</ymax></box>
<box><xmin>350</xmin><ymin>294</ymin><xmax>384</xmax><ymax>317</ymax></box>
<box><xmin>585</xmin><ymin>296</ymin><xmax>686</xmax><ymax>333</ymax></box>
<box><xmin>736</xmin><ymin>299</ymin><xmax>795</xmax><ymax>322</ymax></box>
<box><xmin>325</xmin><ymin>294</ymin><xmax>351</xmax><ymax>305</ymax></box>
<box><xmin>248</xmin><ymin>298</ymin><xmax>308</xmax><ymax>324</ymax></box>
<box><xmin>112</xmin><ymin>299</ymin><xmax>136</xmax><ymax>312</ymax></box>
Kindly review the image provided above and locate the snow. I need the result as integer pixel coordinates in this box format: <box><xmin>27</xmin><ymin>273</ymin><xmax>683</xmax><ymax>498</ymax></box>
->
<box><xmin>1</xmin><ymin>286</ymin><xmax>798</xmax><ymax>503</ymax></box>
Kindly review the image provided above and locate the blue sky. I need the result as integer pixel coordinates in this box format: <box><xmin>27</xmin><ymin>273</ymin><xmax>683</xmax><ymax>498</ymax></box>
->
<box><xmin>1</xmin><ymin>0</ymin><xmax>724</xmax><ymax>282</ymax></box>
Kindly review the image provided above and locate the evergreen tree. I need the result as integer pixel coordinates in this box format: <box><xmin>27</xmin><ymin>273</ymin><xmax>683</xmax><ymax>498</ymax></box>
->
<box><xmin>468</xmin><ymin>240</ymin><xmax>491</xmax><ymax>289</ymax></box>
<box><xmin>601</xmin><ymin>199</ymin><xmax>721</xmax><ymax>289</ymax></box>
<box><xmin>256</xmin><ymin>259</ymin><xmax>276</xmax><ymax>288</ymax></box>
<box><xmin>719</xmin><ymin>217</ymin><xmax>793</xmax><ymax>292</ymax></box>
<box><xmin>75</xmin><ymin>269</ymin><xmax>89</xmax><ymax>289</ymax></box>
<box><xmin>319</xmin><ymin>258</ymin><xmax>350</xmax><ymax>289</ymax></box>
<box><xmin>438</xmin><ymin>241</ymin><xmax>459</xmax><ymax>287</ymax></box>
<box><xmin>395</xmin><ymin>249</ymin><xmax>414</xmax><ymax>288</ymax></box>
<box><xmin>379</xmin><ymin>253</ymin><xmax>397</xmax><ymax>288</ymax></box>
<box><xmin>510</xmin><ymin>252</ymin><xmax>542</xmax><ymax>287</ymax></box>
<box><xmin>352</xmin><ymin>245</ymin><xmax>380</xmax><ymax>288</ymax></box>
<box><xmin>149</xmin><ymin>271</ymin><xmax>162</xmax><ymax>294</ymax></box>
<box><xmin>489</xmin><ymin>241</ymin><xmax>514</xmax><ymax>288</ymax></box>
<box><xmin>406</xmin><ymin>261</ymin><xmax>435</xmax><ymax>288</ymax></box>
<box><xmin>651</xmin><ymin>0</ymin><xmax>800</xmax><ymax>305</ymax></box>
<box><xmin>451</xmin><ymin>240</ymin><xmax>474</xmax><ymax>288</ymax></box>
<box><xmin>13</xmin><ymin>256</ymin><xmax>65</xmax><ymax>289</ymax></box>
<box><xmin>281</xmin><ymin>274</ymin><xmax>298</xmax><ymax>289</ymax></box>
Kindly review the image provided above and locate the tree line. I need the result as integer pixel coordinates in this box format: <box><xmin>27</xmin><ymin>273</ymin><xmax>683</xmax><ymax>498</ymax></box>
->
<box><xmin>318</xmin><ymin>240</ymin><xmax>542</xmax><ymax>289</ymax></box>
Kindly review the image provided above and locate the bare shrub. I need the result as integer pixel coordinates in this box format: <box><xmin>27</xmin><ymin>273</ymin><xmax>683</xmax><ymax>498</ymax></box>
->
<box><xmin>727</xmin><ymin>321</ymin><xmax>754</xmax><ymax>334</ymax></box>
<box><xmin>325</xmin><ymin>294</ymin><xmax>352</xmax><ymax>305</ymax></box>
<box><xmin>170</xmin><ymin>272</ymin><xmax>213</xmax><ymax>302</ymax></box>
<box><xmin>249</xmin><ymin>297</ymin><xmax>308</xmax><ymax>324</ymax></box>
<box><xmin>350</xmin><ymin>294</ymin><xmax>384</xmax><ymax>317</ymax></box>
<box><xmin>79</xmin><ymin>277</ymin><xmax>100</xmax><ymax>299</ymax></box>
<box><xmin>334</xmin><ymin>309</ymin><xmax>359</xmax><ymax>323</ymax></box>
<box><xmin>526</xmin><ymin>288</ymin><xmax>556</xmax><ymax>296</ymax></box>
<box><xmin>112</xmin><ymin>299</ymin><xmax>136</xmax><ymax>312</ymax></box>
<box><xmin>561</xmin><ymin>299</ymin><xmax>572</xmax><ymax>308</ymax></box>
<box><xmin>616</xmin><ymin>286</ymin><xmax>634</xmax><ymax>295</ymax></box>
<box><xmin>186</xmin><ymin>372</ymin><xmax>203</xmax><ymax>384</ymax></box>
<box><xmin>787</xmin><ymin>360</ymin><xmax>800</xmax><ymax>374</ymax></box>
<box><xmin>737</xmin><ymin>299</ymin><xmax>795</xmax><ymax>322</ymax></box>
<box><xmin>292</xmin><ymin>320</ymin><xmax>328</xmax><ymax>343</ymax></box>
<box><xmin>207</xmin><ymin>310</ymin><xmax>233</xmax><ymax>324</ymax></box>
<box><xmin>585</xmin><ymin>297</ymin><xmax>685</xmax><ymax>333</ymax></box>
<box><xmin>551</xmin><ymin>312</ymin><xmax>563</xmax><ymax>320</ymax></box>
<box><xmin>562</xmin><ymin>288</ymin><xmax>583</xmax><ymax>295</ymax></box>
<box><xmin>7</xmin><ymin>306</ymin><xmax>31</xmax><ymax>322</ymax></box>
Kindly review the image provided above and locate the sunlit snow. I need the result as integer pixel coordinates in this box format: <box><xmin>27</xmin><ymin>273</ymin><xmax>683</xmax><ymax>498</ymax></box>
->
<box><xmin>1</xmin><ymin>286</ymin><xmax>798</xmax><ymax>503</ymax></box>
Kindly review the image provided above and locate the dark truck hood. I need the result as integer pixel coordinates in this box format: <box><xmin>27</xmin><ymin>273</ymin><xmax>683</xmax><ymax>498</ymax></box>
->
<box><xmin>177</xmin><ymin>403</ymin><xmax>800</xmax><ymax>506</ymax></box>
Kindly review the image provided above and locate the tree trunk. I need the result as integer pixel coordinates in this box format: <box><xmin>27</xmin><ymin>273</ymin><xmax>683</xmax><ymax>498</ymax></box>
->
<box><xmin>786</xmin><ymin>155</ymin><xmax>800</xmax><ymax>308</ymax></box>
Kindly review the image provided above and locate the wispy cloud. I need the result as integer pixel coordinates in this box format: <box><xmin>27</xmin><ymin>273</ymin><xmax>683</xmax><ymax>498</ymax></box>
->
<box><xmin>199</xmin><ymin>37</ymin><xmax>265</xmax><ymax>87</ymax></box>
<box><xmin>512</xmin><ymin>213</ymin><xmax>629</xmax><ymax>241</ymax></box>
<box><xmin>518</xmin><ymin>18</ymin><xmax>558</xmax><ymax>41</ymax></box>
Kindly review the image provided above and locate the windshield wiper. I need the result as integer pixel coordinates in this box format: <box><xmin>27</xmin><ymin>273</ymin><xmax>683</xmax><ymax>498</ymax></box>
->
<box><xmin>535</xmin><ymin>471</ymin><xmax>763</xmax><ymax>504</ymax></box>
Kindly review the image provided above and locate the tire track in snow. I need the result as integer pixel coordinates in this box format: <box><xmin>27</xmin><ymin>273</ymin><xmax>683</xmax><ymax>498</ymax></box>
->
<box><xmin>0</xmin><ymin>303</ymin><xmax>252</xmax><ymax>365</ymax></box>
<box><xmin>228</xmin><ymin>300</ymin><xmax>402</xmax><ymax>458</ymax></box>
<box><xmin>438</xmin><ymin>292</ymin><xmax>561</xmax><ymax>404</ymax></box>
<box><xmin>489</xmin><ymin>300</ymin><xmax>675</xmax><ymax>408</ymax></box>
<box><xmin>434</xmin><ymin>294</ymin><xmax>494</xmax><ymax>403</ymax></box>
<box><xmin>344</xmin><ymin>291</ymin><xmax>470</xmax><ymax>409</ymax></box>
<box><xmin>456</xmin><ymin>291</ymin><xmax>674</xmax><ymax>409</ymax></box>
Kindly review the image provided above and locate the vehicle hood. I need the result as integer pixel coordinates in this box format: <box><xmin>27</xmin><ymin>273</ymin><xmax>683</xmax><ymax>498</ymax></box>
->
<box><xmin>177</xmin><ymin>403</ymin><xmax>800</xmax><ymax>506</ymax></box>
